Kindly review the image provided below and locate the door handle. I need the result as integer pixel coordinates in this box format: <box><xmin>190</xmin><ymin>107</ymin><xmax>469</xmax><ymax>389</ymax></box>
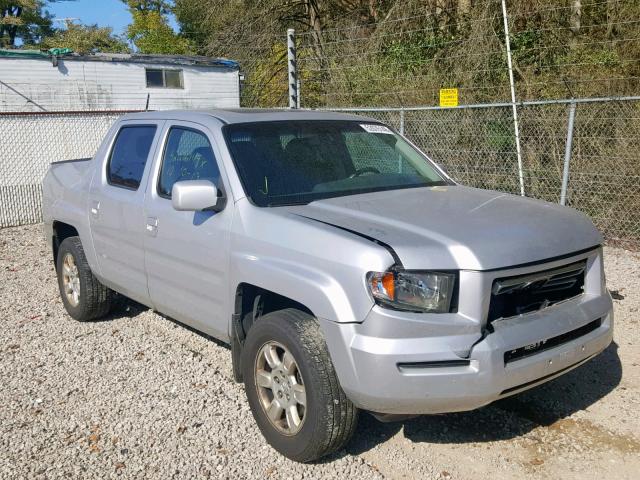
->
<box><xmin>146</xmin><ymin>217</ymin><xmax>158</xmax><ymax>237</ymax></box>
<box><xmin>90</xmin><ymin>200</ymin><xmax>100</xmax><ymax>217</ymax></box>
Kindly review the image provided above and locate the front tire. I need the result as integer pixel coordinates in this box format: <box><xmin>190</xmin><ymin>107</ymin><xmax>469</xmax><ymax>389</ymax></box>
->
<box><xmin>242</xmin><ymin>308</ymin><xmax>358</xmax><ymax>462</ymax></box>
<box><xmin>56</xmin><ymin>236</ymin><xmax>113</xmax><ymax>321</ymax></box>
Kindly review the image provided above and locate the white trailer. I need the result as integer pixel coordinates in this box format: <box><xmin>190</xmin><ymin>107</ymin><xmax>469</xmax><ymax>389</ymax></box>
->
<box><xmin>0</xmin><ymin>51</ymin><xmax>240</xmax><ymax>112</ymax></box>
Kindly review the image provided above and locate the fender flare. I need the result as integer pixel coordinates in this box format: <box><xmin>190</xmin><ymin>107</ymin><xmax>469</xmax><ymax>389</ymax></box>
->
<box><xmin>230</xmin><ymin>252</ymin><xmax>372</xmax><ymax>325</ymax></box>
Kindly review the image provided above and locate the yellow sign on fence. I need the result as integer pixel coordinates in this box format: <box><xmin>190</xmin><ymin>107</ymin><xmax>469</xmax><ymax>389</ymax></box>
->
<box><xmin>439</xmin><ymin>88</ymin><xmax>459</xmax><ymax>107</ymax></box>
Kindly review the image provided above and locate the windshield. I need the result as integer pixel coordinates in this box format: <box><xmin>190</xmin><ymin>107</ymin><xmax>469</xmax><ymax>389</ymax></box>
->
<box><xmin>223</xmin><ymin>120</ymin><xmax>450</xmax><ymax>207</ymax></box>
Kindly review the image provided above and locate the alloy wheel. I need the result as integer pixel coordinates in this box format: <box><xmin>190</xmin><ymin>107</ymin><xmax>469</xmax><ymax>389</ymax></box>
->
<box><xmin>62</xmin><ymin>253</ymin><xmax>80</xmax><ymax>307</ymax></box>
<box><xmin>254</xmin><ymin>341</ymin><xmax>307</xmax><ymax>435</ymax></box>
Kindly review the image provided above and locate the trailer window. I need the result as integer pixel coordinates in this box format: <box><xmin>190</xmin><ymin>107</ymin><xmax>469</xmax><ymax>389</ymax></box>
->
<box><xmin>146</xmin><ymin>68</ymin><xmax>184</xmax><ymax>89</ymax></box>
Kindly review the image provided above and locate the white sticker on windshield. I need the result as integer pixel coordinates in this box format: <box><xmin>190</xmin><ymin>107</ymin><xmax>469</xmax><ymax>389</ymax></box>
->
<box><xmin>360</xmin><ymin>124</ymin><xmax>394</xmax><ymax>135</ymax></box>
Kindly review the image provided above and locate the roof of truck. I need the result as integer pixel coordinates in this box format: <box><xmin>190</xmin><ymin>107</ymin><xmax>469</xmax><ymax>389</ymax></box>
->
<box><xmin>122</xmin><ymin>108</ymin><xmax>378</xmax><ymax>125</ymax></box>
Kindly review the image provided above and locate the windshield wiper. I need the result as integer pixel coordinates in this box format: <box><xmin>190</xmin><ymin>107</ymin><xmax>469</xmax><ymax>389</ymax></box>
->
<box><xmin>267</xmin><ymin>200</ymin><xmax>311</xmax><ymax>207</ymax></box>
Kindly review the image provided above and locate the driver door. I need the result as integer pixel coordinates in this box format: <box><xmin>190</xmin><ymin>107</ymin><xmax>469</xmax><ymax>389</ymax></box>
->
<box><xmin>143</xmin><ymin>121</ymin><xmax>233</xmax><ymax>340</ymax></box>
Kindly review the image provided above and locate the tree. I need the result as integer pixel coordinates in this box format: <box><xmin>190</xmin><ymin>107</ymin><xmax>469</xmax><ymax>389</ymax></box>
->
<box><xmin>173</xmin><ymin>0</ymin><xmax>640</xmax><ymax>106</ymax></box>
<box><xmin>121</xmin><ymin>0</ymin><xmax>189</xmax><ymax>54</ymax></box>
<box><xmin>39</xmin><ymin>20</ymin><xmax>130</xmax><ymax>53</ymax></box>
<box><xmin>1</xmin><ymin>0</ymin><xmax>52</xmax><ymax>47</ymax></box>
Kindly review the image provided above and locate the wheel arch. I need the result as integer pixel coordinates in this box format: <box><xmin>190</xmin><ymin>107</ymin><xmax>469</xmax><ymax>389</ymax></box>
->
<box><xmin>52</xmin><ymin>221</ymin><xmax>80</xmax><ymax>266</ymax></box>
<box><xmin>233</xmin><ymin>282</ymin><xmax>314</xmax><ymax>338</ymax></box>
<box><xmin>230</xmin><ymin>282</ymin><xmax>317</xmax><ymax>384</ymax></box>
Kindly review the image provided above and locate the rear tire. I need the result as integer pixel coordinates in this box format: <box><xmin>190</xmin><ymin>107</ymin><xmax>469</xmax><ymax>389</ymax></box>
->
<box><xmin>56</xmin><ymin>236</ymin><xmax>113</xmax><ymax>321</ymax></box>
<box><xmin>242</xmin><ymin>308</ymin><xmax>358</xmax><ymax>462</ymax></box>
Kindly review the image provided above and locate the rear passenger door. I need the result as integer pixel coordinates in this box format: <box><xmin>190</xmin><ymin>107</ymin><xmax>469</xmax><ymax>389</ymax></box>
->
<box><xmin>89</xmin><ymin>121</ymin><xmax>163</xmax><ymax>306</ymax></box>
<box><xmin>143</xmin><ymin>122</ymin><xmax>233</xmax><ymax>340</ymax></box>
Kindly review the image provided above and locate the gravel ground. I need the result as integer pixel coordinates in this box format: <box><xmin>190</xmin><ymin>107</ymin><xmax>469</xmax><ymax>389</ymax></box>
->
<box><xmin>1</xmin><ymin>223</ymin><xmax>639</xmax><ymax>480</ymax></box>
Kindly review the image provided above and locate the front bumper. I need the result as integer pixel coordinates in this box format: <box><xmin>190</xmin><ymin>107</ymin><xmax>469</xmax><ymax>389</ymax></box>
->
<box><xmin>320</xmin><ymin>248</ymin><xmax>614</xmax><ymax>415</ymax></box>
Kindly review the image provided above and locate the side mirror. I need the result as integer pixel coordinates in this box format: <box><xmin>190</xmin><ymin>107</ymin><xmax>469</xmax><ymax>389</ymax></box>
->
<box><xmin>171</xmin><ymin>180</ymin><xmax>225</xmax><ymax>212</ymax></box>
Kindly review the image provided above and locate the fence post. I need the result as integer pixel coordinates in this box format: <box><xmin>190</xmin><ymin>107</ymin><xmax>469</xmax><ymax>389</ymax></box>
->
<box><xmin>560</xmin><ymin>101</ymin><xmax>577</xmax><ymax>206</ymax></box>
<box><xmin>287</xmin><ymin>28</ymin><xmax>298</xmax><ymax>109</ymax></box>
<box><xmin>500</xmin><ymin>0</ymin><xmax>525</xmax><ymax>197</ymax></box>
<box><xmin>398</xmin><ymin>108</ymin><xmax>405</xmax><ymax>173</ymax></box>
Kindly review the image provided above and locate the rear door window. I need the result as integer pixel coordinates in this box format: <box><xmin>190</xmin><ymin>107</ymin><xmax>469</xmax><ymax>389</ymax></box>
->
<box><xmin>107</xmin><ymin>125</ymin><xmax>157</xmax><ymax>190</ymax></box>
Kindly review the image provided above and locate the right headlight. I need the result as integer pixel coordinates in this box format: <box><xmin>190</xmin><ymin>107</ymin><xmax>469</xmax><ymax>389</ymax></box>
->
<box><xmin>366</xmin><ymin>270</ymin><xmax>456</xmax><ymax>313</ymax></box>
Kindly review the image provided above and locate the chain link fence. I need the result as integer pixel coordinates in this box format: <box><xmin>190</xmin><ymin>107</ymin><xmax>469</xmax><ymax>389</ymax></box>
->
<box><xmin>0</xmin><ymin>112</ymin><xmax>126</xmax><ymax>227</ymax></box>
<box><xmin>0</xmin><ymin>99</ymin><xmax>638</xmax><ymax>247</ymax></box>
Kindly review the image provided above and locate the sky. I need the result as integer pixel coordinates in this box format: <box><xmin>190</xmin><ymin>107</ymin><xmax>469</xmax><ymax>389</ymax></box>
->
<box><xmin>46</xmin><ymin>0</ymin><xmax>180</xmax><ymax>36</ymax></box>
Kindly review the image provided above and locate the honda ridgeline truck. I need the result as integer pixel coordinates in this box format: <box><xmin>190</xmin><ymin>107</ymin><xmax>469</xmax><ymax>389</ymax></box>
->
<box><xmin>42</xmin><ymin>109</ymin><xmax>613</xmax><ymax>462</ymax></box>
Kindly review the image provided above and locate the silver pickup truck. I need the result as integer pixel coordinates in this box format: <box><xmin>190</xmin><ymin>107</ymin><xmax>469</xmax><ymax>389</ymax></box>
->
<box><xmin>42</xmin><ymin>109</ymin><xmax>613</xmax><ymax>462</ymax></box>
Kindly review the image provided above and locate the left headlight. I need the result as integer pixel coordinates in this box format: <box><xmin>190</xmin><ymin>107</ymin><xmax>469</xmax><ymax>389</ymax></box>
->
<box><xmin>366</xmin><ymin>270</ymin><xmax>456</xmax><ymax>313</ymax></box>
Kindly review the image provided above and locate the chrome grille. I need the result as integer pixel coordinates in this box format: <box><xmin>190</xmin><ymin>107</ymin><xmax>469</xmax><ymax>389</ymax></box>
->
<box><xmin>488</xmin><ymin>261</ymin><xmax>586</xmax><ymax>323</ymax></box>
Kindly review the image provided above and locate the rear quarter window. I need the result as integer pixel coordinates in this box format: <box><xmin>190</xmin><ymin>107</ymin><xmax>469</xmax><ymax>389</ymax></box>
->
<box><xmin>107</xmin><ymin>125</ymin><xmax>157</xmax><ymax>190</ymax></box>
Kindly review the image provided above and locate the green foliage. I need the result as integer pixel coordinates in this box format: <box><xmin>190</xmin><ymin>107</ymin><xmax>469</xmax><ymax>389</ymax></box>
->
<box><xmin>123</xmin><ymin>0</ymin><xmax>171</xmax><ymax>14</ymax></box>
<box><xmin>170</xmin><ymin>0</ymin><xmax>640</xmax><ymax>107</ymax></box>
<box><xmin>511</xmin><ymin>30</ymin><xmax>544</xmax><ymax>66</ymax></box>
<box><xmin>486</xmin><ymin>120</ymin><xmax>515</xmax><ymax>151</ymax></box>
<box><xmin>38</xmin><ymin>21</ymin><xmax>130</xmax><ymax>54</ymax></box>
<box><xmin>382</xmin><ymin>34</ymin><xmax>450</xmax><ymax>74</ymax></box>
<box><xmin>243</xmin><ymin>42</ymin><xmax>288</xmax><ymax>107</ymax></box>
<box><xmin>121</xmin><ymin>0</ymin><xmax>189</xmax><ymax>54</ymax></box>
<box><xmin>0</xmin><ymin>0</ymin><xmax>55</xmax><ymax>47</ymax></box>
<box><xmin>171</xmin><ymin>0</ymin><xmax>208</xmax><ymax>48</ymax></box>
<box><xmin>590</xmin><ymin>49</ymin><xmax>620</xmax><ymax>69</ymax></box>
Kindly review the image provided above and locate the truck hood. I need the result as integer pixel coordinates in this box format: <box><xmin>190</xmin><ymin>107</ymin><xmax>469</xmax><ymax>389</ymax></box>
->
<box><xmin>284</xmin><ymin>185</ymin><xmax>601</xmax><ymax>271</ymax></box>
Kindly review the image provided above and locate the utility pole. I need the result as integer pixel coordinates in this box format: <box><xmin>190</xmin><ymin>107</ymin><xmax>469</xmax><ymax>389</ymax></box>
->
<box><xmin>501</xmin><ymin>0</ymin><xmax>525</xmax><ymax>196</ymax></box>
